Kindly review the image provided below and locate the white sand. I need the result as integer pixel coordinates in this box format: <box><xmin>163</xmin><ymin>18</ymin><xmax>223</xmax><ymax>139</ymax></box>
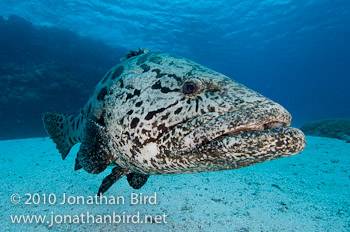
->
<box><xmin>0</xmin><ymin>136</ymin><xmax>349</xmax><ymax>231</ymax></box>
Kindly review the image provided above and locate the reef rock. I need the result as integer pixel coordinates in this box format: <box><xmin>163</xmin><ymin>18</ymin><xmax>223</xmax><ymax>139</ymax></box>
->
<box><xmin>0</xmin><ymin>63</ymin><xmax>92</xmax><ymax>139</ymax></box>
<box><xmin>0</xmin><ymin>15</ymin><xmax>126</xmax><ymax>140</ymax></box>
<box><xmin>301</xmin><ymin>119</ymin><xmax>350</xmax><ymax>142</ymax></box>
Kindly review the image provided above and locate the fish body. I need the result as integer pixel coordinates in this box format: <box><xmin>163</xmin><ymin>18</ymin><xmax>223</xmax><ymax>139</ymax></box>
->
<box><xmin>43</xmin><ymin>50</ymin><xmax>306</xmax><ymax>194</ymax></box>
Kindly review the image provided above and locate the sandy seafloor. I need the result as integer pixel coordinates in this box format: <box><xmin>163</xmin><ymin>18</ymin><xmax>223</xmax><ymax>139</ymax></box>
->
<box><xmin>0</xmin><ymin>136</ymin><xmax>349</xmax><ymax>232</ymax></box>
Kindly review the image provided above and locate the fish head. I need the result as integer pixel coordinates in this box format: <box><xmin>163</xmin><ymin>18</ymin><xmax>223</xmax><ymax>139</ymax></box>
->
<box><xmin>105</xmin><ymin>52</ymin><xmax>306</xmax><ymax>174</ymax></box>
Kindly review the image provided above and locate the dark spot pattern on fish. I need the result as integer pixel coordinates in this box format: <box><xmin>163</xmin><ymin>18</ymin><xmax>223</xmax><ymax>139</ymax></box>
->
<box><xmin>140</xmin><ymin>64</ymin><xmax>150</xmax><ymax>73</ymax></box>
<box><xmin>130</xmin><ymin>118</ymin><xmax>140</xmax><ymax>129</ymax></box>
<box><xmin>145</xmin><ymin>101</ymin><xmax>178</xmax><ymax>120</ymax></box>
<box><xmin>97</xmin><ymin>87</ymin><xmax>108</xmax><ymax>101</ymax></box>
<box><xmin>111</xmin><ymin>66</ymin><xmax>124</xmax><ymax>80</ymax></box>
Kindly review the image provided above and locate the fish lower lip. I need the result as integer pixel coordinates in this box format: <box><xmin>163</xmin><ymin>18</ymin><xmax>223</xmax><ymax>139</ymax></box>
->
<box><xmin>195</xmin><ymin>127</ymin><xmax>306</xmax><ymax>169</ymax></box>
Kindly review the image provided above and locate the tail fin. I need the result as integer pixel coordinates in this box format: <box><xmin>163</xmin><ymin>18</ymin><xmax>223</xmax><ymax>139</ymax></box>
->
<box><xmin>43</xmin><ymin>113</ymin><xmax>83</xmax><ymax>159</ymax></box>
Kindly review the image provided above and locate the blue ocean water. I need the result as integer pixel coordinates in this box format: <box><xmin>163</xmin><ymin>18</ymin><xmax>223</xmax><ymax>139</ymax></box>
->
<box><xmin>1</xmin><ymin>0</ymin><xmax>349</xmax><ymax>129</ymax></box>
<box><xmin>0</xmin><ymin>1</ymin><xmax>349</xmax><ymax>231</ymax></box>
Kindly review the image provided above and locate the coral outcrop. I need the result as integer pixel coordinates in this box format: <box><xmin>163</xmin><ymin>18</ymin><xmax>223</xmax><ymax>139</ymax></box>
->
<box><xmin>301</xmin><ymin>119</ymin><xmax>350</xmax><ymax>142</ymax></box>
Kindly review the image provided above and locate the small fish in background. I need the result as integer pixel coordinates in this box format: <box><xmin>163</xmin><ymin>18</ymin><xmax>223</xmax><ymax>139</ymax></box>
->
<box><xmin>43</xmin><ymin>49</ymin><xmax>306</xmax><ymax>195</ymax></box>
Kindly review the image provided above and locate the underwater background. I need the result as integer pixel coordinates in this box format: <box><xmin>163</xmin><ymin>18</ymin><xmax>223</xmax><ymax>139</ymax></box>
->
<box><xmin>0</xmin><ymin>0</ymin><xmax>349</xmax><ymax>231</ymax></box>
<box><xmin>0</xmin><ymin>0</ymin><xmax>349</xmax><ymax>140</ymax></box>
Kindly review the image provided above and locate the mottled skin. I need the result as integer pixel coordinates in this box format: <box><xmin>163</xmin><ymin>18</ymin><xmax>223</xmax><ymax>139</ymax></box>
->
<box><xmin>43</xmin><ymin>50</ymin><xmax>306</xmax><ymax>194</ymax></box>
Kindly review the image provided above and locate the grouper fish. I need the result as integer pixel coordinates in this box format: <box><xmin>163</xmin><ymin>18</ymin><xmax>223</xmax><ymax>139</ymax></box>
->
<box><xmin>43</xmin><ymin>49</ymin><xmax>306</xmax><ymax>195</ymax></box>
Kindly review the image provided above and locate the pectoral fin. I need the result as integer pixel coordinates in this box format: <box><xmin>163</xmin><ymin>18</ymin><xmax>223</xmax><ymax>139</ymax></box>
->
<box><xmin>77</xmin><ymin>119</ymin><xmax>116</xmax><ymax>174</ymax></box>
<box><xmin>98</xmin><ymin>167</ymin><xmax>131</xmax><ymax>195</ymax></box>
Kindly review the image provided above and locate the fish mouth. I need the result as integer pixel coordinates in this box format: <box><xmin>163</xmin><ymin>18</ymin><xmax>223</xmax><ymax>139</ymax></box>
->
<box><xmin>176</xmin><ymin>102</ymin><xmax>305</xmax><ymax>157</ymax></box>
<box><xmin>210</xmin><ymin>120</ymin><xmax>288</xmax><ymax>143</ymax></box>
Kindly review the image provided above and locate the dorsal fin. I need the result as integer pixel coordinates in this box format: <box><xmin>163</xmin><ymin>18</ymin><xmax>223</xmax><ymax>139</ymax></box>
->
<box><xmin>77</xmin><ymin>118</ymin><xmax>117</xmax><ymax>174</ymax></box>
<box><xmin>122</xmin><ymin>48</ymin><xmax>150</xmax><ymax>61</ymax></box>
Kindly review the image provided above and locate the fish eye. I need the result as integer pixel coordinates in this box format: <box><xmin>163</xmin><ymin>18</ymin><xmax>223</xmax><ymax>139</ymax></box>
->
<box><xmin>183</xmin><ymin>81</ymin><xmax>199</xmax><ymax>95</ymax></box>
<box><xmin>183</xmin><ymin>82</ymin><xmax>196</xmax><ymax>94</ymax></box>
